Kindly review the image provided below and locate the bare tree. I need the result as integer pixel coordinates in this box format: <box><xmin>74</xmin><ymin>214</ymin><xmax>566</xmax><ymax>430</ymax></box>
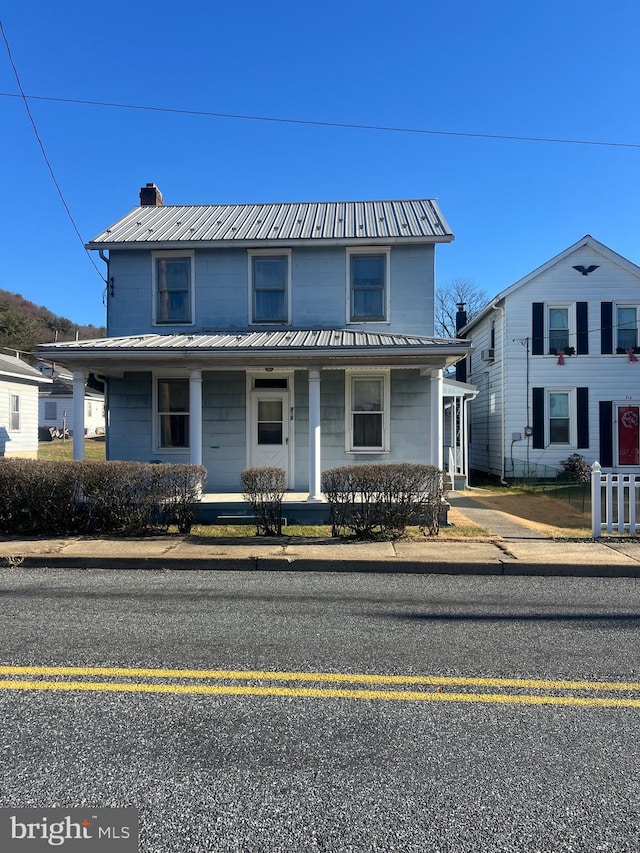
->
<box><xmin>435</xmin><ymin>278</ymin><xmax>489</xmax><ymax>339</ymax></box>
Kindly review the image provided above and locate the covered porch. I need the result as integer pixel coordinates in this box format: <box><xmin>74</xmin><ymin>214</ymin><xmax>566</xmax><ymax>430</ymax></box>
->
<box><xmin>37</xmin><ymin>329</ymin><xmax>471</xmax><ymax>502</ymax></box>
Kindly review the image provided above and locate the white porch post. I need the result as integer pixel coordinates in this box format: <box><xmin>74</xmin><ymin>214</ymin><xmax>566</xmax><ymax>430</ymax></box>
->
<box><xmin>307</xmin><ymin>368</ymin><xmax>322</xmax><ymax>501</ymax></box>
<box><xmin>189</xmin><ymin>369</ymin><xmax>203</xmax><ymax>466</ymax></box>
<box><xmin>430</xmin><ymin>368</ymin><xmax>443</xmax><ymax>469</ymax></box>
<box><xmin>72</xmin><ymin>370</ymin><xmax>85</xmax><ymax>460</ymax></box>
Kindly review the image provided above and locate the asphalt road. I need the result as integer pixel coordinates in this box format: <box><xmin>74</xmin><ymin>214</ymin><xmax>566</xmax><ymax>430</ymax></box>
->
<box><xmin>0</xmin><ymin>568</ymin><xmax>638</xmax><ymax>852</ymax></box>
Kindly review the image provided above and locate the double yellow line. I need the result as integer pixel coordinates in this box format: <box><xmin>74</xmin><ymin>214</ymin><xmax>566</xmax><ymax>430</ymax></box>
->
<box><xmin>0</xmin><ymin>666</ymin><xmax>639</xmax><ymax>708</ymax></box>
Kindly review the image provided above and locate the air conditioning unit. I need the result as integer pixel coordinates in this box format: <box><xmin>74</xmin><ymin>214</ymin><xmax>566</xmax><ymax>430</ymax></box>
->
<box><xmin>481</xmin><ymin>348</ymin><xmax>495</xmax><ymax>362</ymax></box>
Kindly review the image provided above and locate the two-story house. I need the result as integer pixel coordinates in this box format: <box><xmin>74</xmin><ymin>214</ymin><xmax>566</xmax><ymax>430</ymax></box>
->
<box><xmin>459</xmin><ymin>235</ymin><xmax>640</xmax><ymax>481</ymax></box>
<box><xmin>37</xmin><ymin>184</ymin><xmax>471</xmax><ymax>499</ymax></box>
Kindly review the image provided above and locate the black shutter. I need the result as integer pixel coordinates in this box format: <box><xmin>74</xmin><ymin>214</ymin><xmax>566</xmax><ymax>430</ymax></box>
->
<box><xmin>532</xmin><ymin>387</ymin><xmax>545</xmax><ymax>449</ymax></box>
<box><xmin>601</xmin><ymin>302</ymin><xmax>613</xmax><ymax>354</ymax></box>
<box><xmin>599</xmin><ymin>401</ymin><xmax>613</xmax><ymax>467</ymax></box>
<box><xmin>532</xmin><ymin>303</ymin><xmax>544</xmax><ymax>355</ymax></box>
<box><xmin>577</xmin><ymin>387</ymin><xmax>589</xmax><ymax>448</ymax></box>
<box><xmin>576</xmin><ymin>302</ymin><xmax>588</xmax><ymax>355</ymax></box>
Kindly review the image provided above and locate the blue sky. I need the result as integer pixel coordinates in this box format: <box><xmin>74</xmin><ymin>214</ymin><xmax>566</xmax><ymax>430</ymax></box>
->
<box><xmin>1</xmin><ymin>0</ymin><xmax>638</xmax><ymax>328</ymax></box>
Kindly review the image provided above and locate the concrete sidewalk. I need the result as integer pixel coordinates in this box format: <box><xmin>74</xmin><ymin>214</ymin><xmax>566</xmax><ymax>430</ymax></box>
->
<box><xmin>1</xmin><ymin>530</ymin><xmax>640</xmax><ymax>576</ymax></box>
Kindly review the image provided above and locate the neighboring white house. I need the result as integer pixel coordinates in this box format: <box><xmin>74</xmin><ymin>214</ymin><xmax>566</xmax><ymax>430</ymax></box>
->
<box><xmin>36</xmin><ymin>364</ymin><xmax>105</xmax><ymax>438</ymax></box>
<box><xmin>459</xmin><ymin>235</ymin><xmax>640</xmax><ymax>481</ymax></box>
<box><xmin>0</xmin><ymin>352</ymin><xmax>52</xmax><ymax>458</ymax></box>
<box><xmin>36</xmin><ymin>183</ymin><xmax>473</xmax><ymax>497</ymax></box>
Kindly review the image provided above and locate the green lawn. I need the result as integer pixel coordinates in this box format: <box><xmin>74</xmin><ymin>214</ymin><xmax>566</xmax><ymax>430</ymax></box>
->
<box><xmin>38</xmin><ymin>436</ymin><xmax>106</xmax><ymax>462</ymax></box>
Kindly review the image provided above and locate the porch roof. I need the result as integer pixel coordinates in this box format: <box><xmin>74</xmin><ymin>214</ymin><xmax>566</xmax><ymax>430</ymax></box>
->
<box><xmin>36</xmin><ymin>329</ymin><xmax>470</xmax><ymax>374</ymax></box>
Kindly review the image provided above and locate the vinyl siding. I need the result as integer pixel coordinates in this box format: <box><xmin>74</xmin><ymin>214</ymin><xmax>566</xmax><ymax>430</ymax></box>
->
<box><xmin>467</xmin><ymin>244</ymin><xmax>640</xmax><ymax>475</ymax></box>
<box><xmin>107</xmin><ymin>244</ymin><xmax>435</xmax><ymax>337</ymax></box>
<box><xmin>0</xmin><ymin>377</ymin><xmax>40</xmax><ymax>457</ymax></box>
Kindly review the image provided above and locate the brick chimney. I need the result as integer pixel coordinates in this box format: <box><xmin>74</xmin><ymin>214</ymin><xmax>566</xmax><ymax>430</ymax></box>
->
<box><xmin>139</xmin><ymin>183</ymin><xmax>164</xmax><ymax>206</ymax></box>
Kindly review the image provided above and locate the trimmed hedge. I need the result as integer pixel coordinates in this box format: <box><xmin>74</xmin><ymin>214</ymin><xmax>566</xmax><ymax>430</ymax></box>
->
<box><xmin>321</xmin><ymin>463</ymin><xmax>446</xmax><ymax>538</ymax></box>
<box><xmin>241</xmin><ymin>467</ymin><xmax>285</xmax><ymax>536</ymax></box>
<box><xmin>0</xmin><ymin>459</ymin><xmax>206</xmax><ymax>536</ymax></box>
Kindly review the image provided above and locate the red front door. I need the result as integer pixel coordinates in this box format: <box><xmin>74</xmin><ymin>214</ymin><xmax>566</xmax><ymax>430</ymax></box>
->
<box><xmin>617</xmin><ymin>405</ymin><xmax>640</xmax><ymax>466</ymax></box>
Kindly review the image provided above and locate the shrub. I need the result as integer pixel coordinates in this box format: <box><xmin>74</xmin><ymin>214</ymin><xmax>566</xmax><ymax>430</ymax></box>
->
<box><xmin>0</xmin><ymin>459</ymin><xmax>206</xmax><ymax>536</ymax></box>
<box><xmin>241</xmin><ymin>467</ymin><xmax>286</xmax><ymax>536</ymax></box>
<box><xmin>321</xmin><ymin>463</ymin><xmax>446</xmax><ymax>538</ymax></box>
<box><xmin>559</xmin><ymin>453</ymin><xmax>591</xmax><ymax>484</ymax></box>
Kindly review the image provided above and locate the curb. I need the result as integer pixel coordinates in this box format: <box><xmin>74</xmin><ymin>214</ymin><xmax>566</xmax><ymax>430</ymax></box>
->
<box><xmin>9</xmin><ymin>555</ymin><xmax>640</xmax><ymax>577</ymax></box>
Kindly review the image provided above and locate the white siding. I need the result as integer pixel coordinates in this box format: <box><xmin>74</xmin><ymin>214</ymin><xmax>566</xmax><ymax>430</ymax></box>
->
<box><xmin>0</xmin><ymin>377</ymin><xmax>40</xmax><ymax>457</ymax></box>
<box><xmin>466</xmin><ymin>241</ymin><xmax>640</xmax><ymax>477</ymax></box>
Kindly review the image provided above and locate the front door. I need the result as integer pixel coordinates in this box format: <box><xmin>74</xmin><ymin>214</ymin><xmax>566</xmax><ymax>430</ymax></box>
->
<box><xmin>250</xmin><ymin>390</ymin><xmax>290</xmax><ymax>482</ymax></box>
<box><xmin>616</xmin><ymin>404</ymin><xmax>640</xmax><ymax>466</ymax></box>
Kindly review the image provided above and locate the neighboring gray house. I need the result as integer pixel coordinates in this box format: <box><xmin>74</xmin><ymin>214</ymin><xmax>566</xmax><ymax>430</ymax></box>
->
<box><xmin>0</xmin><ymin>352</ymin><xmax>51</xmax><ymax>457</ymax></box>
<box><xmin>37</xmin><ymin>184</ymin><xmax>471</xmax><ymax>496</ymax></box>
<box><xmin>36</xmin><ymin>364</ymin><xmax>105</xmax><ymax>438</ymax></box>
<box><xmin>459</xmin><ymin>235</ymin><xmax>640</xmax><ymax>481</ymax></box>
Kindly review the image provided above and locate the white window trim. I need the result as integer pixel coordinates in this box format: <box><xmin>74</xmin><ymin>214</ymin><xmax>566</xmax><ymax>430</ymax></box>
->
<box><xmin>152</xmin><ymin>372</ymin><xmax>191</xmax><ymax>454</ymax></box>
<box><xmin>614</xmin><ymin>303</ymin><xmax>640</xmax><ymax>354</ymax></box>
<box><xmin>247</xmin><ymin>249</ymin><xmax>292</xmax><ymax>325</ymax></box>
<box><xmin>545</xmin><ymin>303</ymin><xmax>575</xmax><ymax>356</ymax></box>
<box><xmin>9</xmin><ymin>392</ymin><xmax>20</xmax><ymax>432</ymax></box>
<box><xmin>546</xmin><ymin>387</ymin><xmax>576</xmax><ymax>447</ymax></box>
<box><xmin>346</xmin><ymin>247</ymin><xmax>391</xmax><ymax>324</ymax></box>
<box><xmin>151</xmin><ymin>250</ymin><xmax>195</xmax><ymax>327</ymax></box>
<box><xmin>345</xmin><ymin>369</ymin><xmax>391</xmax><ymax>452</ymax></box>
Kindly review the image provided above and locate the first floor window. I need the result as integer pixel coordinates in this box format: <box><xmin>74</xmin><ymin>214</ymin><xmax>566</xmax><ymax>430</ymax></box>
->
<box><xmin>157</xmin><ymin>379</ymin><xmax>189</xmax><ymax>448</ymax></box>
<box><xmin>44</xmin><ymin>401</ymin><xmax>57</xmax><ymax>421</ymax></box>
<box><xmin>251</xmin><ymin>254</ymin><xmax>289</xmax><ymax>323</ymax></box>
<box><xmin>616</xmin><ymin>305</ymin><xmax>639</xmax><ymax>352</ymax></box>
<box><xmin>349</xmin><ymin>375</ymin><xmax>387</xmax><ymax>450</ymax></box>
<box><xmin>548</xmin><ymin>391</ymin><xmax>570</xmax><ymax>444</ymax></box>
<box><xmin>10</xmin><ymin>394</ymin><xmax>20</xmax><ymax>431</ymax></box>
<box><xmin>155</xmin><ymin>255</ymin><xmax>192</xmax><ymax>324</ymax></box>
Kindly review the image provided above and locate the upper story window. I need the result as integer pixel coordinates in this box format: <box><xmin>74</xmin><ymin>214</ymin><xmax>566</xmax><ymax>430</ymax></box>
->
<box><xmin>533</xmin><ymin>302</ymin><xmax>588</xmax><ymax>357</ymax></box>
<box><xmin>156</xmin><ymin>378</ymin><xmax>189</xmax><ymax>449</ymax></box>
<box><xmin>10</xmin><ymin>393</ymin><xmax>20</xmax><ymax>431</ymax></box>
<box><xmin>616</xmin><ymin>305</ymin><xmax>639</xmax><ymax>353</ymax></box>
<box><xmin>347</xmin><ymin>248</ymin><xmax>390</xmax><ymax>322</ymax></box>
<box><xmin>249</xmin><ymin>250</ymin><xmax>291</xmax><ymax>324</ymax></box>
<box><xmin>547</xmin><ymin>305</ymin><xmax>572</xmax><ymax>354</ymax></box>
<box><xmin>153</xmin><ymin>252</ymin><xmax>194</xmax><ymax>325</ymax></box>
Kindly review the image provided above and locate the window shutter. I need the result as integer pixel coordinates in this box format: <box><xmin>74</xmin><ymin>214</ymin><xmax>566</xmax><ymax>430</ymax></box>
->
<box><xmin>601</xmin><ymin>302</ymin><xmax>613</xmax><ymax>354</ymax></box>
<box><xmin>576</xmin><ymin>302</ymin><xmax>588</xmax><ymax>355</ymax></box>
<box><xmin>532</xmin><ymin>303</ymin><xmax>544</xmax><ymax>355</ymax></box>
<box><xmin>532</xmin><ymin>387</ymin><xmax>545</xmax><ymax>449</ymax></box>
<box><xmin>599</xmin><ymin>401</ymin><xmax>613</xmax><ymax>467</ymax></box>
<box><xmin>577</xmin><ymin>387</ymin><xmax>589</xmax><ymax>448</ymax></box>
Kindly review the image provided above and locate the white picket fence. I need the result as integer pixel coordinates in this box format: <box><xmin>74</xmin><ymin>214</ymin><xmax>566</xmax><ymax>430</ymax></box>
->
<box><xmin>591</xmin><ymin>462</ymin><xmax>640</xmax><ymax>537</ymax></box>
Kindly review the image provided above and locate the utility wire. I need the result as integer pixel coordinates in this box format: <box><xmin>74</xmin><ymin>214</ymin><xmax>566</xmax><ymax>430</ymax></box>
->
<box><xmin>1</xmin><ymin>91</ymin><xmax>639</xmax><ymax>150</ymax></box>
<box><xmin>0</xmin><ymin>22</ymin><xmax>106</xmax><ymax>283</ymax></box>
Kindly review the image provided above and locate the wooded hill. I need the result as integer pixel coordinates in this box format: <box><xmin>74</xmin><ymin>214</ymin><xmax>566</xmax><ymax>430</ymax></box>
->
<box><xmin>0</xmin><ymin>289</ymin><xmax>106</xmax><ymax>361</ymax></box>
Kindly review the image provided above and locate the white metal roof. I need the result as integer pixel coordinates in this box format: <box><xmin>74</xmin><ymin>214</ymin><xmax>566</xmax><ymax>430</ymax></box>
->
<box><xmin>87</xmin><ymin>199</ymin><xmax>453</xmax><ymax>248</ymax></box>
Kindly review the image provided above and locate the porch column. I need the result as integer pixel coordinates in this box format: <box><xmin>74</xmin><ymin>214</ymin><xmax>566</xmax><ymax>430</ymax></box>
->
<box><xmin>189</xmin><ymin>369</ymin><xmax>203</xmax><ymax>466</ymax></box>
<box><xmin>72</xmin><ymin>370</ymin><xmax>85</xmax><ymax>460</ymax></box>
<box><xmin>307</xmin><ymin>368</ymin><xmax>322</xmax><ymax>502</ymax></box>
<box><xmin>430</xmin><ymin>368</ymin><xmax>443</xmax><ymax>469</ymax></box>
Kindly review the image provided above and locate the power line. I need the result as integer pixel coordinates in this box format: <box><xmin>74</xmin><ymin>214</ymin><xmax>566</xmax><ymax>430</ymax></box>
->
<box><xmin>2</xmin><ymin>90</ymin><xmax>640</xmax><ymax>150</ymax></box>
<box><xmin>0</xmin><ymin>22</ymin><xmax>106</xmax><ymax>284</ymax></box>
